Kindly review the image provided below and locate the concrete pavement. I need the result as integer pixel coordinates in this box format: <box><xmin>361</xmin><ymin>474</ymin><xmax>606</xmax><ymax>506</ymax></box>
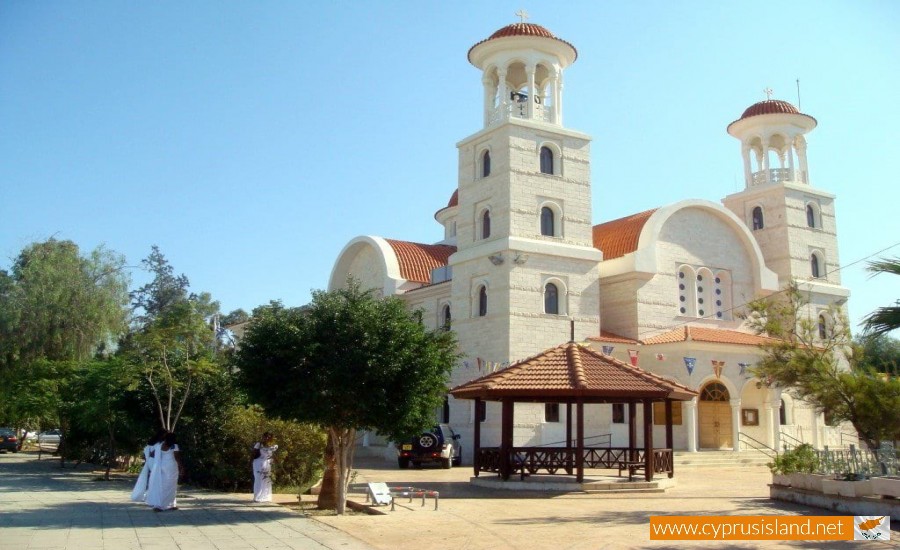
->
<box><xmin>0</xmin><ymin>451</ymin><xmax>370</xmax><ymax>550</ymax></box>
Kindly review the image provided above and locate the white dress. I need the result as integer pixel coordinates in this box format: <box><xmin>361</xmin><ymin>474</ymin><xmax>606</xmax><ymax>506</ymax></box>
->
<box><xmin>145</xmin><ymin>442</ymin><xmax>180</xmax><ymax>510</ymax></box>
<box><xmin>252</xmin><ymin>442</ymin><xmax>278</xmax><ymax>502</ymax></box>
<box><xmin>130</xmin><ymin>445</ymin><xmax>153</xmax><ymax>502</ymax></box>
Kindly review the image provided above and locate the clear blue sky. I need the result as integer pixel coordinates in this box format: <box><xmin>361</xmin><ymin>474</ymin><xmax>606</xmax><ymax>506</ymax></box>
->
<box><xmin>1</xmin><ymin>1</ymin><xmax>897</xmax><ymax>334</ymax></box>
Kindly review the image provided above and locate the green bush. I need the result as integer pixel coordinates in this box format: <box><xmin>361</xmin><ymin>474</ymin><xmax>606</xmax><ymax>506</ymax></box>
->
<box><xmin>214</xmin><ymin>405</ymin><xmax>326</xmax><ymax>494</ymax></box>
<box><xmin>768</xmin><ymin>443</ymin><xmax>820</xmax><ymax>474</ymax></box>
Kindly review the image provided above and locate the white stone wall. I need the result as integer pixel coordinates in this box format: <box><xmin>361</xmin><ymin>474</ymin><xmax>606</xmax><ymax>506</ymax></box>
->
<box><xmin>338</xmin><ymin>242</ymin><xmax>386</xmax><ymax>293</ymax></box>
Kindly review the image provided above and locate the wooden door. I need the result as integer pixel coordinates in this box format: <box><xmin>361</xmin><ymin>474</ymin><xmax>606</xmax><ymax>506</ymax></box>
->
<box><xmin>699</xmin><ymin>401</ymin><xmax>732</xmax><ymax>449</ymax></box>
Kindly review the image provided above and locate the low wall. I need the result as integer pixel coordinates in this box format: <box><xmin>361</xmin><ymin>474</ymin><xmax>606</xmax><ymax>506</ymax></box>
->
<box><xmin>770</xmin><ymin>485</ymin><xmax>900</xmax><ymax>518</ymax></box>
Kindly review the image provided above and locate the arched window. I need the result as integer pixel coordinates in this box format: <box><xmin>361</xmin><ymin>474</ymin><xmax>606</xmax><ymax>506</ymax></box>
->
<box><xmin>818</xmin><ymin>314</ymin><xmax>828</xmax><ymax>339</ymax></box>
<box><xmin>544</xmin><ymin>282</ymin><xmax>559</xmax><ymax>314</ymax></box>
<box><xmin>441</xmin><ymin>304</ymin><xmax>451</xmax><ymax>330</ymax></box>
<box><xmin>752</xmin><ymin>206</ymin><xmax>764</xmax><ymax>230</ymax></box>
<box><xmin>696</xmin><ymin>268</ymin><xmax>713</xmax><ymax>318</ymax></box>
<box><xmin>540</xmin><ymin>146</ymin><xmax>553</xmax><ymax>175</ymax></box>
<box><xmin>806</xmin><ymin>204</ymin><xmax>815</xmax><ymax>228</ymax></box>
<box><xmin>482</xmin><ymin>150</ymin><xmax>491</xmax><ymax>178</ymax></box>
<box><xmin>713</xmin><ymin>270</ymin><xmax>732</xmax><ymax>320</ymax></box>
<box><xmin>700</xmin><ymin>382</ymin><xmax>730</xmax><ymax>402</ymax></box>
<box><xmin>540</xmin><ymin>206</ymin><xmax>554</xmax><ymax>236</ymax></box>
<box><xmin>481</xmin><ymin>209</ymin><xmax>491</xmax><ymax>239</ymax></box>
<box><xmin>811</xmin><ymin>253</ymin><xmax>821</xmax><ymax>278</ymax></box>
<box><xmin>779</xmin><ymin>399</ymin><xmax>787</xmax><ymax>425</ymax></box>
<box><xmin>478</xmin><ymin>286</ymin><xmax>488</xmax><ymax>317</ymax></box>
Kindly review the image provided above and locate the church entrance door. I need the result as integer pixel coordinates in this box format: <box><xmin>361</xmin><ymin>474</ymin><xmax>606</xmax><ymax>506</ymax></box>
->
<box><xmin>699</xmin><ymin>382</ymin><xmax>732</xmax><ymax>449</ymax></box>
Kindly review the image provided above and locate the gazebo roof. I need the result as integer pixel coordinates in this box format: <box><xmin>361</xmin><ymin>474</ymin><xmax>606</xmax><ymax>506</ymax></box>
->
<box><xmin>450</xmin><ymin>342</ymin><xmax>697</xmax><ymax>402</ymax></box>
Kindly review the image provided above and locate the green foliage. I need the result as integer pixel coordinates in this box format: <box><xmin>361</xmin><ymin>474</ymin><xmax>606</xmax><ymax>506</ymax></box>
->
<box><xmin>746</xmin><ymin>282</ymin><xmax>900</xmax><ymax>449</ymax></box>
<box><xmin>123</xmin><ymin>246</ymin><xmax>221</xmax><ymax>431</ymax></box>
<box><xmin>235</xmin><ymin>281</ymin><xmax>459</xmax><ymax>442</ymax></box>
<box><xmin>855</xmin><ymin>333</ymin><xmax>900</xmax><ymax>375</ymax></box>
<box><xmin>862</xmin><ymin>257</ymin><xmax>900</xmax><ymax>337</ymax></box>
<box><xmin>768</xmin><ymin>443</ymin><xmax>820</xmax><ymax>474</ymax></box>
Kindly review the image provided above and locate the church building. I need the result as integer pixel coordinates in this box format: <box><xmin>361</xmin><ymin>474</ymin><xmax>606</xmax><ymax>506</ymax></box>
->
<box><xmin>329</xmin><ymin>20</ymin><xmax>852</xmax><ymax>462</ymax></box>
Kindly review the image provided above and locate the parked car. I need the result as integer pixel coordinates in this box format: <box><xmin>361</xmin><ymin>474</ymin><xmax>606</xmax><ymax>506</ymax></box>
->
<box><xmin>36</xmin><ymin>429</ymin><xmax>61</xmax><ymax>450</ymax></box>
<box><xmin>0</xmin><ymin>428</ymin><xmax>18</xmax><ymax>453</ymax></box>
<box><xmin>397</xmin><ymin>424</ymin><xmax>462</xmax><ymax>469</ymax></box>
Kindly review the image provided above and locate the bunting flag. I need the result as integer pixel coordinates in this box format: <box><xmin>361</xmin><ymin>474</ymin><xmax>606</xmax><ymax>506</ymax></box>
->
<box><xmin>476</xmin><ymin>357</ymin><xmax>483</xmax><ymax>372</ymax></box>
<box><xmin>463</xmin><ymin>360</ymin><xmax>471</xmax><ymax>370</ymax></box>
<box><xmin>656</xmin><ymin>353</ymin><xmax>665</xmax><ymax>361</ymax></box>
<box><xmin>738</xmin><ymin>362</ymin><xmax>750</xmax><ymax>376</ymax></box>
<box><xmin>601</xmin><ymin>345</ymin><xmax>614</xmax><ymax>356</ymax></box>
<box><xmin>683</xmin><ymin>357</ymin><xmax>696</xmax><ymax>376</ymax></box>
<box><xmin>627</xmin><ymin>349</ymin><xmax>639</xmax><ymax>366</ymax></box>
<box><xmin>712</xmin><ymin>360</ymin><xmax>725</xmax><ymax>379</ymax></box>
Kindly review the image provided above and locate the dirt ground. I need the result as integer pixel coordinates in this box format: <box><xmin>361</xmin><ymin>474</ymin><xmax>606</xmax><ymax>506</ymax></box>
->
<box><xmin>278</xmin><ymin>457</ymin><xmax>898</xmax><ymax>550</ymax></box>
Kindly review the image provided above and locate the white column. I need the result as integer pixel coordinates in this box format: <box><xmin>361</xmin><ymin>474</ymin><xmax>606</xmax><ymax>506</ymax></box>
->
<box><xmin>497</xmin><ymin>69</ymin><xmax>508</xmax><ymax>122</ymax></box>
<box><xmin>763</xmin><ymin>401</ymin><xmax>776</xmax><ymax>451</ymax></box>
<box><xmin>796</xmin><ymin>136</ymin><xmax>809</xmax><ymax>183</ymax></box>
<box><xmin>810</xmin><ymin>409</ymin><xmax>820</xmax><ymax>449</ymax></box>
<box><xmin>730</xmin><ymin>398</ymin><xmax>741</xmax><ymax>452</ymax></box>
<box><xmin>556</xmin><ymin>71</ymin><xmax>564</xmax><ymax>125</ymax></box>
<box><xmin>482</xmin><ymin>75</ymin><xmax>494</xmax><ymax>127</ymax></box>
<box><xmin>684</xmin><ymin>399</ymin><xmax>698</xmax><ymax>452</ymax></box>
<box><xmin>526</xmin><ymin>64</ymin><xmax>535</xmax><ymax>120</ymax></box>
<box><xmin>787</xmin><ymin>137</ymin><xmax>796</xmax><ymax>181</ymax></box>
<box><xmin>761</xmin><ymin>137</ymin><xmax>771</xmax><ymax>184</ymax></box>
<box><xmin>741</xmin><ymin>143</ymin><xmax>752</xmax><ymax>188</ymax></box>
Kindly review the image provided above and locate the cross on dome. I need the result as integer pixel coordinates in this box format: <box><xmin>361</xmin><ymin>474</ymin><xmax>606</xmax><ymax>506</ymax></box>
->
<box><xmin>515</xmin><ymin>9</ymin><xmax>529</xmax><ymax>23</ymax></box>
<box><xmin>764</xmin><ymin>87</ymin><xmax>774</xmax><ymax>100</ymax></box>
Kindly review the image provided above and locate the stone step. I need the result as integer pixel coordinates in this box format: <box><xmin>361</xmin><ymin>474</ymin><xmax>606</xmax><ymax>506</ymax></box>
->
<box><xmin>583</xmin><ymin>488</ymin><xmax>666</xmax><ymax>494</ymax></box>
<box><xmin>582</xmin><ymin>481</ymin><xmax>659</xmax><ymax>490</ymax></box>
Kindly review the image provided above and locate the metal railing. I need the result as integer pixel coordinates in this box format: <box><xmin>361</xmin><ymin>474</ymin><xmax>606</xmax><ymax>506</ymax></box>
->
<box><xmin>738</xmin><ymin>432</ymin><xmax>777</xmax><ymax>459</ymax></box>
<box><xmin>780</xmin><ymin>431</ymin><xmax>804</xmax><ymax>451</ymax></box>
<box><xmin>816</xmin><ymin>444</ymin><xmax>898</xmax><ymax>477</ymax></box>
<box><xmin>536</xmin><ymin>433</ymin><xmax>611</xmax><ymax>448</ymax></box>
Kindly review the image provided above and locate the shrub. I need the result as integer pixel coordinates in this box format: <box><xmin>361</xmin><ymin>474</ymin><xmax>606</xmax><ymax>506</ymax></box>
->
<box><xmin>768</xmin><ymin>444</ymin><xmax>820</xmax><ymax>474</ymax></box>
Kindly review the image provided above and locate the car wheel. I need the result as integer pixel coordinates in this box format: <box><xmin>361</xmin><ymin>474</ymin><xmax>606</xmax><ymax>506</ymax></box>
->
<box><xmin>441</xmin><ymin>457</ymin><xmax>451</xmax><ymax>469</ymax></box>
<box><xmin>398</xmin><ymin>457</ymin><xmax>410</xmax><ymax>469</ymax></box>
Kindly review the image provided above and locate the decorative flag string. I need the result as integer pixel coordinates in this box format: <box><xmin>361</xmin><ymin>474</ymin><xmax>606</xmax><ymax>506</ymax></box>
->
<box><xmin>656</xmin><ymin>353</ymin><xmax>665</xmax><ymax>361</ymax></box>
<box><xmin>683</xmin><ymin>357</ymin><xmax>696</xmax><ymax>376</ymax></box>
<box><xmin>627</xmin><ymin>349</ymin><xmax>639</xmax><ymax>366</ymax></box>
<box><xmin>738</xmin><ymin>362</ymin><xmax>750</xmax><ymax>376</ymax></box>
<box><xmin>601</xmin><ymin>345</ymin><xmax>614</xmax><ymax>356</ymax></box>
<box><xmin>712</xmin><ymin>360</ymin><xmax>725</xmax><ymax>379</ymax></box>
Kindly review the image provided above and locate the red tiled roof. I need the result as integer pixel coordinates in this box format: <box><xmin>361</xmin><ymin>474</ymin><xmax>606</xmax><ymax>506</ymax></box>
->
<box><xmin>728</xmin><ymin>99</ymin><xmax>817</xmax><ymax>131</ymax></box>
<box><xmin>592</xmin><ymin>209</ymin><xmax>657</xmax><ymax>260</ymax></box>
<box><xmin>587</xmin><ymin>330</ymin><xmax>640</xmax><ymax>344</ymax></box>
<box><xmin>385</xmin><ymin>240</ymin><xmax>456</xmax><ymax>284</ymax></box>
<box><xmin>740</xmin><ymin>99</ymin><xmax>798</xmax><ymax>119</ymax></box>
<box><xmin>447</xmin><ymin>189</ymin><xmax>458</xmax><ymax>208</ymax></box>
<box><xmin>450</xmin><ymin>342</ymin><xmax>696</xmax><ymax>401</ymax></box>
<box><xmin>640</xmin><ymin>326</ymin><xmax>781</xmax><ymax>346</ymax></box>
<box><xmin>468</xmin><ymin>22</ymin><xmax>577</xmax><ymax>63</ymax></box>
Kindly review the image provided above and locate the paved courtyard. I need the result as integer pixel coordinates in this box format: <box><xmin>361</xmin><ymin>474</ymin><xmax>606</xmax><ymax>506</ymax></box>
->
<box><xmin>1</xmin><ymin>451</ymin><xmax>897</xmax><ymax>549</ymax></box>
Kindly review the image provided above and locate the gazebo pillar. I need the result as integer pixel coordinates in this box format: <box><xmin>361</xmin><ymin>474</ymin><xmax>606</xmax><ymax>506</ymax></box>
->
<box><xmin>576</xmin><ymin>398</ymin><xmax>584</xmax><ymax>482</ymax></box>
<box><xmin>628</xmin><ymin>402</ymin><xmax>637</xmax><ymax>463</ymax></box>
<box><xmin>500</xmin><ymin>399</ymin><xmax>514</xmax><ymax>480</ymax></box>
<box><xmin>473</xmin><ymin>398</ymin><xmax>482</xmax><ymax>477</ymax></box>
<box><xmin>665</xmin><ymin>399</ymin><xmax>674</xmax><ymax>479</ymax></box>
<box><xmin>566</xmin><ymin>402</ymin><xmax>573</xmax><ymax>474</ymax></box>
<box><xmin>643</xmin><ymin>399</ymin><xmax>654</xmax><ymax>481</ymax></box>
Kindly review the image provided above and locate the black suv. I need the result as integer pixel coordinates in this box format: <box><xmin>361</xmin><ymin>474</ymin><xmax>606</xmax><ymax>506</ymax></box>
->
<box><xmin>397</xmin><ymin>424</ymin><xmax>462</xmax><ymax>469</ymax></box>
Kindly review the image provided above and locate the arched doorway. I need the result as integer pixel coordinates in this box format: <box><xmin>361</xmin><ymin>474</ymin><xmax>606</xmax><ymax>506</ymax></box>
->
<box><xmin>699</xmin><ymin>382</ymin><xmax>732</xmax><ymax>449</ymax></box>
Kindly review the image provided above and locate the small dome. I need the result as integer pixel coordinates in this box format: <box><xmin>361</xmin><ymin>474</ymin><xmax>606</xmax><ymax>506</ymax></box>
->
<box><xmin>468</xmin><ymin>22</ymin><xmax>577</xmax><ymax>63</ymax></box>
<box><xmin>740</xmin><ymin>99</ymin><xmax>800</xmax><ymax>119</ymax></box>
<box><xmin>447</xmin><ymin>189</ymin><xmax>458</xmax><ymax>208</ymax></box>
<box><xmin>489</xmin><ymin>22</ymin><xmax>556</xmax><ymax>40</ymax></box>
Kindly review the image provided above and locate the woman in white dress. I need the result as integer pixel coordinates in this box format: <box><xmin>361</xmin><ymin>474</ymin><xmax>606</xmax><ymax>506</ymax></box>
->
<box><xmin>252</xmin><ymin>432</ymin><xmax>278</xmax><ymax>502</ymax></box>
<box><xmin>145</xmin><ymin>432</ymin><xmax>183</xmax><ymax>511</ymax></box>
<box><xmin>130</xmin><ymin>430</ymin><xmax>164</xmax><ymax>502</ymax></box>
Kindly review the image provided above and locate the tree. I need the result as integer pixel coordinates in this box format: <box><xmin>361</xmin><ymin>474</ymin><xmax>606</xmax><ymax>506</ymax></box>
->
<box><xmin>862</xmin><ymin>257</ymin><xmax>900</xmax><ymax>336</ymax></box>
<box><xmin>234</xmin><ymin>281</ymin><xmax>458</xmax><ymax>514</ymax></box>
<box><xmin>745</xmin><ymin>283</ymin><xmax>900</xmax><ymax>449</ymax></box>
<box><xmin>855</xmin><ymin>333</ymin><xmax>900</xmax><ymax>375</ymax></box>
<box><xmin>0</xmin><ymin>239</ymin><xmax>130</xmax><ymax>437</ymax></box>
<box><xmin>124</xmin><ymin>247</ymin><xmax>220</xmax><ymax>432</ymax></box>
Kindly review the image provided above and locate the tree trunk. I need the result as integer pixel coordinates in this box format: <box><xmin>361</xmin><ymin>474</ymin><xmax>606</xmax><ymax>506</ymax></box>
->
<box><xmin>316</xmin><ymin>437</ymin><xmax>338</xmax><ymax>510</ymax></box>
<box><xmin>331</xmin><ymin>427</ymin><xmax>356</xmax><ymax>516</ymax></box>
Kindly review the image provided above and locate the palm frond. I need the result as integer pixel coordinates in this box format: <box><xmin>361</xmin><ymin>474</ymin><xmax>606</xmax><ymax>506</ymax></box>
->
<box><xmin>867</xmin><ymin>257</ymin><xmax>900</xmax><ymax>278</ymax></box>
<box><xmin>862</xmin><ymin>304</ymin><xmax>900</xmax><ymax>336</ymax></box>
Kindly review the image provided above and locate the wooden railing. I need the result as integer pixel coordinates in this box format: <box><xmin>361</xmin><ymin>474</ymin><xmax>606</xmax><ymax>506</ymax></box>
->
<box><xmin>475</xmin><ymin>447</ymin><xmax>674</xmax><ymax>480</ymax></box>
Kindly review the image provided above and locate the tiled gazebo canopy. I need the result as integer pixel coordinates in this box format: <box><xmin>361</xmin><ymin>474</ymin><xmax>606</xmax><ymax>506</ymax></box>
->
<box><xmin>450</xmin><ymin>342</ymin><xmax>698</xmax><ymax>481</ymax></box>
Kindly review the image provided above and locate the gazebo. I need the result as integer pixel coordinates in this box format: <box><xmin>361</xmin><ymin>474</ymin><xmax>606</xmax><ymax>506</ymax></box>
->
<box><xmin>450</xmin><ymin>342</ymin><xmax>697</xmax><ymax>482</ymax></box>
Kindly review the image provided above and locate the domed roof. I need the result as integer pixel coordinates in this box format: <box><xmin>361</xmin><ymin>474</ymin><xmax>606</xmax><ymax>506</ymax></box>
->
<box><xmin>740</xmin><ymin>99</ymin><xmax>800</xmax><ymax>119</ymax></box>
<box><xmin>447</xmin><ymin>189</ymin><xmax>458</xmax><ymax>208</ymax></box>
<box><xmin>468</xmin><ymin>22</ymin><xmax>577</xmax><ymax>63</ymax></box>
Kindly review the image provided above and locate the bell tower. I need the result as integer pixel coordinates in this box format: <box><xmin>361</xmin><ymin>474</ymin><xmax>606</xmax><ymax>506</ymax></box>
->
<box><xmin>722</xmin><ymin>94</ymin><xmax>850</xmax><ymax>320</ymax></box>
<box><xmin>448</xmin><ymin>16</ymin><xmax>602</xmax><ymax>387</ymax></box>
